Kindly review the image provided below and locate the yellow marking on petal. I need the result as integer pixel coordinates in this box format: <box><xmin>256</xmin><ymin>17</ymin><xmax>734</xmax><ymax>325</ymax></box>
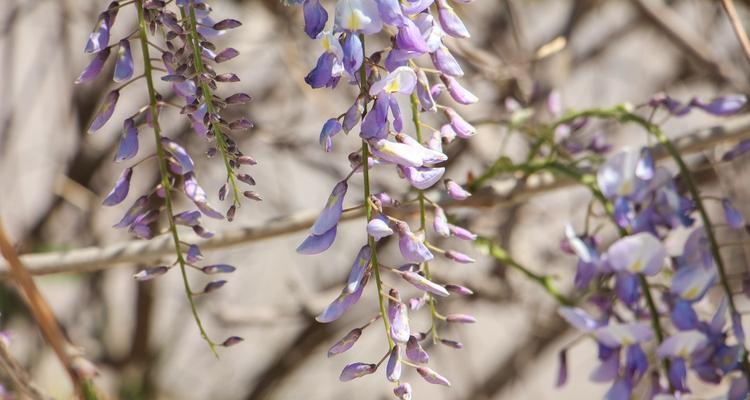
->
<box><xmin>683</xmin><ymin>286</ymin><xmax>699</xmax><ymax>300</ymax></box>
<box><xmin>385</xmin><ymin>79</ymin><xmax>400</xmax><ymax>93</ymax></box>
<box><xmin>326</xmin><ymin>194</ymin><xmax>340</xmax><ymax>208</ymax></box>
<box><xmin>630</xmin><ymin>260</ymin><xmax>643</xmax><ymax>273</ymax></box>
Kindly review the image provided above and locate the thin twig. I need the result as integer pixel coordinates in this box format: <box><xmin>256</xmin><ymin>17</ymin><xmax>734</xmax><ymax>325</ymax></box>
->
<box><xmin>721</xmin><ymin>0</ymin><xmax>750</xmax><ymax>65</ymax></box>
<box><xmin>0</xmin><ymin>220</ymin><xmax>90</xmax><ymax>397</ymax></box>
<box><xmin>0</xmin><ymin>339</ymin><xmax>47</xmax><ymax>399</ymax></box>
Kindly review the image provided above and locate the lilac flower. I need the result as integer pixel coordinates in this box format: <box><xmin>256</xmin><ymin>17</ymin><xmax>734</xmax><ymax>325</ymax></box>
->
<box><xmin>671</xmin><ymin>264</ymin><xmax>716</xmax><ymax>302</ymax></box>
<box><xmin>441</xmin><ymin>75</ymin><xmax>478</xmax><ymax>105</ymax></box>
<box><xmin>558</xmin><ymin>306</ymin><xmax>601</xmax><ymax>332</ymax></box>
<box><xmin>445</xmin><ymin>249</ymin><xmax>475</xmax><ymax>263</ymax></box>
<box><xmin>183</xmin><ymin>173</ymin><xmax>224</xmax><ymax>219</ymax></box>
<box><xmin>397</xmin><ymin>222</ymin><xmax>433</xmax><ymax>263</ymax></box>
<box><xmin>417</xmin><ymin>366</ymin><xmax>451</xmax><ymax>386</ymax></box>
<box><xmin>435</xmin><ymin>0</ymin><xmax>469</xmax><ymax>38</ymax></box>
<box><xmin>593</xmin><ymin>322</ymin><xmax>653</xmax><ymax>348</ymax></box>
<box><xmin>319</xmin><ymin>118</ymin><xmax>343</xmax><ymax>152</ymax></box>
<box><xmin>341</xmin><ymin>33</ymin><xmax>363</xmax><ymax>74</ymax></box>
<box><xmin>388</xmin><ymin>289</ymin><xmax>411</xmax><ymax>343</ymax></box>
<box><xmin>303</xmin><ymin>0</ymin><xmax>328</xmax><ymax>39</ymax></box>
<box><xmin>400</xmin><ymin>166</ymin><xmax>445</xmax><ymax>189</ymax></box>
<box><xmin>201</xmin><ymin>264</ymin><xmax>236</xmax><ymax>274</ymax></box>
<box><xmin>433</xmin><ymin>206</ymin><xmax>450</xmax><ymax>237</ymax></box>
<box><xmin>103</xmin><ymin>167</ymin><xmax>133</xmax><ymax>206</ymax></box>
<box><xmin>406</xmin><ymin>335</ymin><xmax>429</xmax><ymax>364</ymax></box>
<box><xmin>446</xmin><ymin>313</ymin><xmax>476</xmax><ymax>324</ymax></box>
<box><xmin>328</xmin><ymin>328</ymin><xmax>362</xmax><ymax>357</ymax></box>
<box><xmin>597</xmin><ymin>148</ymin><xmax>641</xmax><ymax>199</ymax></box>
<box><xmin>133</xmin><ymin>266</ymin><xmax>168</xmax><ymax>281</ymax></box>
<box><xmin>115</xmin><ymin>119</ymin><xmax>139</xmax><ymax>162</ymax></box>
<box><xmin>721</xmin><ymin>139</ymin><xmax>750</xmax><ymax>161</ymax></box>
<box><xmin>395</xmin><ymin>19</ymin><xmax>429</xmax><ymax>53</ymax></box>
<box><xmin>444</xmin><ymin>179</ymin><xmax>471</xmax><ymax>200</ymax></box>
<box><xmin>89</xmin><ymin>90</ymin><xmax>120</xmax><ymax>132</ymax></box>
<box><xmin>297</xmin><ymin>225</ymin><xmax>338</xmax><ymax>255</ymax></box>
<box><xmin>606</xmin><ymin>232</ymin><xmax>666</xmax><ymax>276</ymax></box>
<box><xmin>339</xmin><ymin>362</ymin><xmax>376</xmax><ymax>381</ymax></box>
<box><xmin>85</xmin><ymin>10</ymin><xmax>114</xmax><ymax>54</ymax></box>
<box><xmin>369</xmin><ymin>139</ymin><xmax>424</xmax><ymax>167</ymax></box>
<box><xmin>369</xmin><ymin>66</ymin><xmax>417</xmax><ymax>95</ymax></box>
<box><xmin>367</xmin><ymin>215</ymin><xmax>393</xmax><ymax>240</ymax></box>
<box><xmin>345</xmin><ymin>245</ymin><xmax>371</xmax><ymax>293</ymax></box>
<box><xmin>186</xmin><ymin>245</ymin><xmax>203</xmax><ymax>264</ymax></box>
<box><xmin>431</xmin><ymin>45</ymin><xmax>463</xmax><ymax>76</ymax></box>
<box><xmin>334</xmin><ymin>0</ymin><xmax>383</xmax><ymax>34</ymax></box>
<box><xmin>400</xmin><ymin>271</ymin><xmax>450</xmax><ymax>296</ymax></box>
<box><xmin>113</xmin><ymin>40</ymin><xmax>134</xmax><ymax>82</ymax></box>
<box><xmin>311</xmin><ymin>180</ymin><xmax>348</xmax><ymax>235</ymax></box>
<box><xmin>161</xmin><ymin>138</ymin><xmax>194</xmax><ymax>175</ymax></box>
<box><xmin>444</xmin><ymin>107</ymin><xmax>475</xmax><ymax>138</ymax></box>
<box><xmin>556</xmin><ymin>350</ymin><xmax>568</xmax><ymax>387</ymax></box>
<box><xmin>690</xmin><ymin>95</ymin><xmax>746</xmax><ymax>116</ymax></box>
<box><xmin>76</xmin><ymin>48</ymin><xmax>112</xmax><ymax>84</ymax></box>
<box><xmin>386</xmin><ymin>345</ymin><xmax>402</xmax><ymax>382</ymax></box>
<box><xmin>722</xmin><ymin>198</ymin><xmax>745</xmax><ymax>229</ymax></box>
<box><xmin>445</xmin><ymin>284</ymin><xmax>473</xmax><ymax>296</ymax></box>
<box><xmin>394</xmin><ymin>383</ymin><xmax>412</xmax><ymax>400</ymax></box>
<box><xmin>657</xmin><ymin>330</ymin><xmax>709</xmax><ymax>359</ymax></box>
<box><xmin>316</xmin><ymin>274</ymin><xmax>368</xmax><ymax>323</ymax></box>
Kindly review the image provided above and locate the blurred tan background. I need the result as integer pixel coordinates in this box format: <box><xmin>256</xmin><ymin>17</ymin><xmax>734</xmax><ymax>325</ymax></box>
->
<box><xmin>2</xmin><ymin>0</ymin><xmax>750</xmax><ymax>398</ymax></box>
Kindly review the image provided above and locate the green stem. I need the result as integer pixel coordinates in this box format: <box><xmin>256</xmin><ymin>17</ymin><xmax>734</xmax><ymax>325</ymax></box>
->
<box><xmin>136</xmin><ymin>1</ymin><xmax>217</xmax><ymax>356</ymax></box>
<box><xmin>475</xmin><ymin>237</ymin><xmax>574</xmax><ymax>306</ymax></box>
<box><xmin>183</xmin><ymin>6</ymin><xmax>241</xmax><ymax>206</ymax></box>
<box><xmin>359</xmin><ymin>35</ymin><xmax>393</xmax><ymax>350</ymax></box>
<box><xmin>409</xmin><ymin>91</ymin><xmax>440</xmax><ymax>343</ymax></box>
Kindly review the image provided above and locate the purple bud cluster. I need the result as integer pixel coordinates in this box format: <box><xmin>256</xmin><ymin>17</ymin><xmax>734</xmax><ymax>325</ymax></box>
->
<box><xmin>76</xmin><ymin>0</ymin><xmax>257</xmax><ymax>351</ymax></box>
<box><xmin>291</xmin><ymin>0</ymin><xmax>479</xmax><ymax>395</ymax></box>
<box><xmin>553</xmin><ymin>94</ymin><xmax>750</xmax><ymax>398</ymax></box>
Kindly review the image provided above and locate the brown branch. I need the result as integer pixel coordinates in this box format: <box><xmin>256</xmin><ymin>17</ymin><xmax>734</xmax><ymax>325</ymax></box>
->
<box><xmin>633</xmin><ymin>0</ymin><xmax>748</xmax><ymax>90</ymax></box>
<box><xmin>0</xmin><ymin>220</ymin><xmax>90</xmax><ymax>397</ymax></box>
<box><xmin>0</xmin><ymin>339</ymin><xmax>48</xmax><ymax>400</ymax></box>
<box><xmin>1</xmin><ymin>121</ymin><xmax>750</xmax><ymax>277</ymax></box>
<box><xmin>721</xmin><ymin>0</ymin><xmax>750</xmax><ymax>65</ymax></box>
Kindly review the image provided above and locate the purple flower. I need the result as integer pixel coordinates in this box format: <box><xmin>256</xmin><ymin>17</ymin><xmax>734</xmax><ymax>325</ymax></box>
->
<box><xmin>103</xmin><ymin>167</ymin><xmax>133</xmax><ymax>206</ymax></box>
<box><xmin>221</xmin><ymin>336</ymin><xmax>244</xmax><ymax>347</ymax></box>
<box><xmin>445</xmin><ymin>249</ymin><xmax>475</xmax><ymax>263</ymax></box>
<box><xmin>341</xmin><ymin>33</ymin><xmax>363</xmax><ymax>75</ymax></box>
<box><xmin>558</xmin><ymin>306</ymin><xmax>600</xmax><ymax>332</ymax></box>
<box><xmin>76</xmin><ymin>47</ymin><xmax>112</xmax><ymax>84</ymax></box>
<box><xmin>115</xmin><ymin>119</ymin><xmax>139</xmax><ymax>162</ymax></box>
<box><xmin>303</xmin><ymin>0</ymin><xmax>328</xmax><ymax>39</ymax></box>
<box><xmin>345</xmin><ymin>245</ymin><xmax>371</xmax><ymax>293</ymax></box>
<box><xmin>388</xmin><ymin>289</ymin><xmax>410</xmax><ymax>343</ymax></box>
<box><xmin>444</xmin><ymin>107</ymin><xmax>475</xmax><ymax>138</ymax></box>
<box><xmin>395</xmin><ymin>18</ymin><xmax>429</xmax><ymax>53</ymax></box>
<box><xmin>605</xmin><ymin>379</ymin><xmax>631</xmax><ymax>400</ymax></box>
<box><xmin>201</xmin><ymin>264</ymin><xmax>236</xmax><ymax>274</ymax></box>
<box><xmin>339</xmin><ymin>362</ymin><xmax>376</xmax><ymax>382</ymax></box>
<box><xmin>690</xmin><ymin>94</ymin><xmax>747</xmax><ymax>116</ymax></box>
<box><xmin>327</xmin><ymin>328</ymin><xmax>362</xmax><ymax>357</ymax></box>
<box><xmin>406</xmin><ymin>335</ymin><xmax>429</xmax><ymax>364</ymax></box>
<box><xmin>297</xmin><ymin>225</ymin><xmax>338</xmax><ymax>254</ymax></box>
<box><xmin>334</xmin><ymin>0</ymin><xmax>383</xmax><ymax>35</ymax></box>
<box><xmin>375</xmin><ymin>0</ymin><xmax>404</xmax><ymax>26</ymax></box>
<box><xmin>445</xmin><ymin>284</ymin><xmax>473</xmax><ymax>296</ymax></box>
<box><xmin>606</xmin><ymin>232</ymin><xmax>666</xmax><ymax>276</ymax></box>
<box><xmin>369</xmin><ymin>139</ymin><xmax>424</xmax><ymax>167</ymax></box>
<box><xmin>316</xmin><ymin>274</ymin><xmax>368</xmax><ymax>323</ymax></box>
<box><xmin>417</xmin><ymin>366</ymin><xmax>451</xmax><ymax>386</ymax></box>
<box><xmin>433</xmin><ymin>206</ymin><xmax>450</xmax><ymax>237</ymax></box>
<box><xmin>441</xmin><ymin>75</ymin><xmax>478</xmax><ymax>105</ymax></box>
<box><xmin>431</xmin><ymin>45</ymin><xmax>463</xmax><ymax>76</ymax></box>
<box><xmin>311</xmin><ymin>180</ymin><xmax>348</xmax><ymax>235</ymax></box>
<box><xmin>183</xmin><ymin>173</ymin><xmax>224</xmax><ymax>219</ymax></box>
<box><xmin>597</xmin><ymin>148</ymin><xmax>641</xmax><ymax>199</ymax></box>
<box><xmin>656</xmin><ymin>330</ymin><xmax>708</xmax><ymax>359</ymax></box>
<box><xmin>89</xmin><ymin>90</ymin><xmax>120</xmax><ymax>132</ymax></box>
<box><xmin>397</xmin><ymin>222</ymin><xmax>433</xmax><ymax>262</ymax></box>
<box><xmin>722</xmin><ymin>198</ymin><xmax>745</xmax><ymax>229</ymax></box>
<box><xmin>556</xmin><ymin>350</ymin><xmax>568</xmax><ymax>387</ymax></box>
<box><xmin>113</xmin><ymin>40</ymin><xmax>134</xmax><ymax>82</ymax></box>
<box><xmin>393</xmin><ymin>383</ymin><xmax>412</xmax><ymax>400</ymax></box>
<box><xmin>435</xmin><ymin>0</ymin><xmax>469</xmax><ymax>38</ymax></box>
<box><xmin>386</xmin><ymin>345</ymin><xmax>401</xmax><ymax>382</ymax></box>
<box><xmin>162</xmin><ymin>137</ymin><xmax>194</xmax><ymax>175</ymax></box>
<box><xmin>360</xmin><ymin>94</ymin><xmax>390</xmax><ymax>139</ymax></box>
<box><xmin>366</xmin><ymin>215</ymin><xmax>393</xmax><ymax>240</ymax></box>
<box><xmin>133</xmin><ymin>266</ymin><xmax>168</xmax><ymax>281</ymax></box>
<box><xmin>186</xmin><ymin>245</ymin><xmax>203</xmax><ymax>264</ymax></box>
<box><xmin>319</xmin><ymin>118</ymin><xmax>343</xmax><ymax>152</ymax></box>
<box><xmin>343</xmin><ymin>97</ymin><xmax>363</xmax><ymax>133</ymax></box>
<box><xmin>444</xmin><ymin>179</ymin><xmax>471</xmax><ymax>200</ymax></box>
<box><xmin>400</xmin><ymin>166</ymin><xmax>445</xmax><ymax>190</ymax></box>
<box><xmin>400</xmin><ymin>271</ymin><xmax>449</xmax><ymax>296</ymax></box>
<box><xmin>667</xmin><ymin>358</ymin><xmax>688</xmax><ymax>392</ymax></box>
<box><xmin>722</xmin><ymin>139</ymin><xmax>750</xmax><ymax>161</ymax></box>
<box><xmin>671</xmin><ymin>264</ymin><xmax>716</xmax><ymax>302</ymax></box>
<box><xmin>593</xmin><ymin>322</ymin><xmax>653</xmax><ymax>348</ymax></box>
<box><xmin>446</xmin><ymin>313</ymin><xmax>476</xmax><ymax>324</ymax></box>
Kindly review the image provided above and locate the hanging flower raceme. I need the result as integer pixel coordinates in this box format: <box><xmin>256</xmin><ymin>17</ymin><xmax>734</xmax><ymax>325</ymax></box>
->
<box><xmin>290</xmin><ymin>0</ymin><xmax>479</xmax><ymax>395</ymax></box>
<box><xmin>76</xmin><ymin>0</ymin><xmax>259</xmax><ymax>353</ymax></box>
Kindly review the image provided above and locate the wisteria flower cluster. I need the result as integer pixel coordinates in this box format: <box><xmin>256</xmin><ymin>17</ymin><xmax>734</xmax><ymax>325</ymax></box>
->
<box><xmin>290</xmin><ymin>0</ymin><xmax>478</xmax><ymax>396</ymax></box>
<box><xmin>76</xmin><ymin>0</ymin><xmax>256</xmax><ymax>353</ymax></box>
<box><xmin>490</xmin><ymin>92</ymin><xmax>750</xmax><ymax>399</ymax></box>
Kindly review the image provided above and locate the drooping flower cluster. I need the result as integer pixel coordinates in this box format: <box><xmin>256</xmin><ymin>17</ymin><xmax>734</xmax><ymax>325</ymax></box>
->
<box><xmin>76</xmin><ymin>0</ymin><xmax>256</xmax><ymax>352</ymax></box>
<box><xmin>550</xmin><ymin>94</ymin><xmax>750</xmax><ymax>399</ymax></box>
<box><xmin>291</xmin><ymin>0</ymin><xmax>478</xmax><ymax>396</ymax></box>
